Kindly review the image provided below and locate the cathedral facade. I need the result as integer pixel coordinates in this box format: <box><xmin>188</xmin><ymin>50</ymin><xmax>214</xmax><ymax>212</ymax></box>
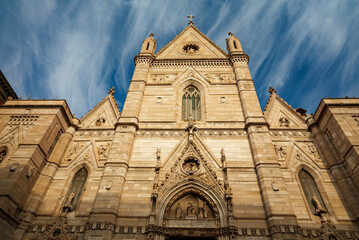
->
<box><xmin>0</xmin><ymin>22</ymin><xmax>359</xmax><ymax>240</ymax></box>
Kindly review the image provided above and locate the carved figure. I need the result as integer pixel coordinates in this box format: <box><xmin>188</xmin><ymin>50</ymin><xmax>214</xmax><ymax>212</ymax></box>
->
<box><xmin>274</xmin><ymin>145</ymin><xmax>287</xmax><ymax>159</ymax></box>
<box><xmin>175</xmin><ymin>203</ymin><xmax>182</xmax><ymax>219</ymax></box>
<box><xmin>307</xmin><ymin>143</ymin><xmax>319</xmax><ymax>159</ymax></box>
<box><xmin>98</xmin><ymin>143</ymin><xmax>110</xmax><ymax>159</ymax></box>
<box><xmin>197</xmin><ymin>207</ymin><xmax>204</xmax><ymax>219</ymax></box>
<box><xmin>312</xmin><ymin>195</ymin><xmax>326</xmax><ymax>215</ymax></box>
<box><xmin>279</xmin><ymin>117</ymin><xmax>289</xmax><ymax>127</ymax></box>
<box><xmin>66</xmin><ymin>142</ymin><xmax>81</xmax><ymax>161</ymax></box>
<box><xmin>186</xmin><ymin>201</ymin><xmax>196</xmax><ymax>217</ymax></box>
<box><xmin>95</xmin><ymin>117</ymin><xmax>106</xmax><ymax>126</ymax></box>
<box><xmin>203</xmin><ymin>203</ymin><xmax>209</xmax><ymax>219</ymax></box>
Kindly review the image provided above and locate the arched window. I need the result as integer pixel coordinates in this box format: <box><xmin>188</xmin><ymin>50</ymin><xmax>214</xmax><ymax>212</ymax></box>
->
<box><xmin>63</xmin><ymin>167</ymin><xmax>88</xmax><ymax>211</ymax></box>
<box><xmin>182</xmin><ymin>86</ymin><xmax>201</xmax><ymax>121</ymax></box>
<box><xmin>0</xmin><ymin>150</ymin><xmax>7</xmax><ymax>163</ymax></box>
<box><xmin>299</xmin><ymin>169</ymin><xmax>326</xmax><ymax>214</ymax></box>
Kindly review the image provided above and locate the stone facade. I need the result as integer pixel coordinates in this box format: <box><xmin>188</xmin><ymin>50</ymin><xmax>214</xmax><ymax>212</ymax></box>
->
<box><xmin>0</xmin><ymin>22</ymin><xmax>358</xmax><ymax>240</ymax></box>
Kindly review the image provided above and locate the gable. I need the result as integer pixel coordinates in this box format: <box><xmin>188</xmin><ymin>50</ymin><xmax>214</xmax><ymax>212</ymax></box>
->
<box><xmin>264</xmin><ymin>94</ymin><xmax>307</xmax><ymax>129</ymax></box>
<box><xmin>80</xmin><ymin>95</ymin><xmax>120</xmax><ymax>129</ymax></box>
<box><xmin>156</xmin><ymin>25</ymin><xmax>227</xmax><ymax>60</ymax></box>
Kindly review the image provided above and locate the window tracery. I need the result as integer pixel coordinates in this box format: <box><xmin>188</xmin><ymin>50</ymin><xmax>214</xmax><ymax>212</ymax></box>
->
<box><xmin>182</xmin><ymin>86</ymin><xmax>201</xmax><ymax>121</ymax></box>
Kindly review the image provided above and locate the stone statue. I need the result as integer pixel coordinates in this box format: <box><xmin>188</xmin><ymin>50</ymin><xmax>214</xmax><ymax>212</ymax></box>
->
<box><xmin>186</xmin><ymin>201</ymin><xmax>196</xmax><ymax>217</ymax></box>
<box><xmin>197</xmin><ymin>207</ymin><xmax>204</xmax><ymax>219</ymax></box>
<box><xmin>203</xmin><ymin>203</ymin><xmax>209</xmax><ymax>219</ymax></box>
<box><xmin>175</xmin><ymin>203</ymin><xmax>182</xmax><ymax>219</ymax></box>
<box><xmin>312</xmin><ymin>195</ymin><xmax>326</xmax><ymax>215</ymax></box>
<box><xmin>279</xmin><ymin>117</ymin><xmax>289</xmax><ymax>127</ymax></box>
<box><xmin>307</xmin><ymin>143</ymin><xmax>319</xmax><ymax>159</ymax></box>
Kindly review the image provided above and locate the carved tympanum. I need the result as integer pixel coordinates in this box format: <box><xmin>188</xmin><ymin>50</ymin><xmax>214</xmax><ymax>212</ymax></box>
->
<box><xmin>166</xmin><ymin>194</ymin><xmax>214</xmax><ymax>220</ymax></box>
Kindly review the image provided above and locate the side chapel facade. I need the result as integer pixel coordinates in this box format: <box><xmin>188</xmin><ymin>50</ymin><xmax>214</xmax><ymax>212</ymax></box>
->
<box><xmin>0</xmin><ymin>21</ymin><xmax>359</xmax><ymax>240</ymax></box>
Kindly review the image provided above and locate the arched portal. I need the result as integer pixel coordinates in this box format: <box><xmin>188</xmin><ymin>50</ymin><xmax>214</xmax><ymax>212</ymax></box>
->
<box><xmin>155</xmin><ymin>183</ymin><xmax>229</xmax><ymax>240</ymax></box>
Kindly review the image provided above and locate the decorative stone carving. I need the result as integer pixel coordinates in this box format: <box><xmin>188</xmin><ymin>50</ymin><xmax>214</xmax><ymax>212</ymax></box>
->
<box><xmin>271</xmin><ymin>181</ymin><xmax>279</xmax><ymax>191</ymax></box>
<box><xmin>148</xmin><ymin>74</ymin><xmax>177</xmax><ymax>84</ymax></box>
<box><xmin>352</xmin><ymin>115</ymin><xmax>359</xmax><ymax>126</ymax></box>
<box><xmin>106</xmin><ymin>180</ymin><xmax>113</xmax><ymax>190</ymax></box>
<box><xmin>307</xmin><ymin>143</ymin><xmax>320</xmax><ymax>159</ymax></box>
<box><xmin>279</xmin><ymin>117</ymin><xmax>290</xmax><ymax>127</ymax></box>
<box><xmin>156</xmin><ymin>96</ymin><xmax>162</xmax><ymax>104</ymax></box>
<box><xmin>204</xmin><ymin>73</ymin><xmax>235</xmax><ymax>84</ymax></box>
<box><xmin>274</xmin><ymin>144</ymin><xmax>287</xmax><ymax>160</ymax></box>
<box><xmin>220</xmin><ymin>97</ymin><xmax>227</xmax><ymax>104</ymax></box>
<box><xmin>175</xmin><ymin>203</ymin><xmax>182</xmax><ymax>219</ymax></box>
<box><xmin>182</xmin><ymin>157</ymin><xmax>199</xmax><ymax>174</ymax></box>
<box><xmin>65</xmin><ymin>142</ymin><xmax>85</xmax><ymax>161</ymax></box>
<box><xmin>95</xmin><ymin>117</ymin><xmax>106</xmax><ymax>126</ymax></box>
<box><xmin>97</xmin><ymin>143</ymin><xmax>111</xmax><ymax>159</ymax></box>
<box><xmin>26</xmin><ymin>165</ymin><xmax>34</xmax><ymax>178</ymax></box>
<box><xmin>182</xmin><ymin>43</ymin><xmax>200</xmax><ymax>54</ymax></box>
<box><xmin>10</xmin><ymin>162</ymin><xmax>19</xmax><ymax>172</ymax></box>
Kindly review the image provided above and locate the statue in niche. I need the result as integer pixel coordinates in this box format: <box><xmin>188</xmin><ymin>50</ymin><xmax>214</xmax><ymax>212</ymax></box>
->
<box><xmin>175</xmin><ymin>203</ymin><xmax>182</xmax><ymax>219</ymax></box>
<box><xmin>312</xmin><ymin>195</ymin><xmax>326</xmax><ymax>215</ymax></box>
<box><xmin>186</xmin><ymin>201</ymin><xmax>197</xmax><ymax>217</ymax></box>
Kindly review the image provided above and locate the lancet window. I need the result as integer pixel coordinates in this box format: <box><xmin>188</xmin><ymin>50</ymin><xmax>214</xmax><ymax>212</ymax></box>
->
<box><xmin>63</xmin><ymin>167</ymin><xmax>88</xmax><ymax>211</ymax></box>
<box><xmin>299</xmin><ymin>169</ymin><xmax>326</xmax><ymax>214</ymax></box>
<box><xmin>182</xmin><ymin>86</ymin><xmax>201</xmax><ymax>121</ymax></box>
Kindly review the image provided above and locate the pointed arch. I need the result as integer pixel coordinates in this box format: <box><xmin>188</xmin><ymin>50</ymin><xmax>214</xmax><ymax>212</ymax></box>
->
<box><xmin>182</xmin><ymin>85</ymin><xmax>201</xmax><ymax>121</ymax></box>
<box><xmin>157</xmin><ymin>182</ymin><xmax>227</xmax><ymax>227</ymax></box>
<box><xmin>298</xmin><ymin>169</ymin><xmax>327</xmax><ymax>215</ymax></box>
<box><xmin>63</xmin><ymin>167</ymin><xmax>88</xmax><ymax>211</ymax></box>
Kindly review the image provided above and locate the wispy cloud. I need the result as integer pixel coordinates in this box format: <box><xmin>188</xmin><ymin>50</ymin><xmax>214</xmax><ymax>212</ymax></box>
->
<box><xmin>0</xmin><ymin>0</ymin><xmax>358</xmax><ymax>116</ymax></box>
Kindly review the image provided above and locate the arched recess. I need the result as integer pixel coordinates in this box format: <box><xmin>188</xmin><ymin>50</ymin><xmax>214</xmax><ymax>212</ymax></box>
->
<box><xmin>173</xmin><ymin>70</ymin><xmax>210</xmax><ymax>123</ymax></box>
<box><xmin>50</xmin><ymin>161</ymin><xmax>95</xmax><ymax>216</ymax></box>
<box><xmin>292</xmin><ymin>162</ymin><xmax>336</xmax><ymax>221</ymax></box>
<box><xmin>156</xmin><ymin>181</ymin><xmax>228</xmax><ymax>229</ymax></box>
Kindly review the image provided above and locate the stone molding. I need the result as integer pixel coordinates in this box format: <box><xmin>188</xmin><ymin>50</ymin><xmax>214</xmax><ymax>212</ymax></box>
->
<box><xmin>136</xmin><ymin>129</ymin><xmax>246</xmax><ymax>137</ymax></box>
<box><xmin>269</xmin><ymin>130</ymin><xmax>311</xmax><ymax>137</ymax></box>
<box><xmin>150</xmin><ymin>59</ymin><xmax>232</xmax><ymax>69</ymax></box>
<box><xmin>29</xmin><ymin>223</ymin><xmax>359</xmax><ymax>239</ymax></box>
<box><xmin>230</xmin><ymin>54</ymin><xmax>250</xmax><ymax>63</ymax></box>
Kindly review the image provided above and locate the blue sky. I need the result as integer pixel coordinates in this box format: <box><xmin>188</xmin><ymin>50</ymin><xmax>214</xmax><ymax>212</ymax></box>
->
<box><xmin>0</xmin><ymin>0</ymin><xmax>358</xmax><ymax>117</ymax></box>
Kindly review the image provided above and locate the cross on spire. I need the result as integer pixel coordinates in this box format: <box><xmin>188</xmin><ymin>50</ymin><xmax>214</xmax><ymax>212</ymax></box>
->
<box><xmin>187</xmin><ymin>14</ymin><xmax>195</xmax><ymax>25</ymax></box>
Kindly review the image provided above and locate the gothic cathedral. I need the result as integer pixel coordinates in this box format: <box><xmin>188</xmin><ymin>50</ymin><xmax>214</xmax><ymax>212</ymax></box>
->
<box><xmin>0</xmin><ymin>21</ymin><xmax>359</xmax><ymax>240</ymax></box>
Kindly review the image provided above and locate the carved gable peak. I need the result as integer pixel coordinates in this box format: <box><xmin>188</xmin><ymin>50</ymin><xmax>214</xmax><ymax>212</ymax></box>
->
<box><xmin>155</xmin><ymin>24</ymin><xmax>227</xmax><ymax>60</ymax></box>
<box><xmin>80</xmin><ymin>92</ymin><xmax>120</xmax><ymax>129</ymax></box>
<box><xmin>159</xmin><ymin>133</ymin><xmax>223</xmax><ymax>197</ymax></box>
<box><xmin>264</xmin><ymin>89</ymin><xmax>307</xmax><ymax>129</ymax></box>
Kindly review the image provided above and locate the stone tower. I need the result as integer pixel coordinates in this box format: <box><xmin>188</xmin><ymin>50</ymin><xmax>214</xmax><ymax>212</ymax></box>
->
<box><xmin>0</xmin><ymin>20</ymin><xmax>358</xmax><ymax>240</ymax></box>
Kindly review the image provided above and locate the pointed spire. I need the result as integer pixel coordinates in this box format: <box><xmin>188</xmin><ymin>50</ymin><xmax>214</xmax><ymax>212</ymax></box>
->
<box><xmin>226</xmin><ymin>32</ymin><xmax>244</xmax><ymax>54</ymax></box>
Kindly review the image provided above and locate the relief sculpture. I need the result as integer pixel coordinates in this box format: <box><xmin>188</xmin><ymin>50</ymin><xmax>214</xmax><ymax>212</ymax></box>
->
<box><xmin>148</xmin><ymin>74</ymin><xmax>177</xmax><ymax>84</ymax></box>
<box><xmin>205</xmin><ymin>73</ymin><xmax>235</xmax><ymax>84</ymax></box>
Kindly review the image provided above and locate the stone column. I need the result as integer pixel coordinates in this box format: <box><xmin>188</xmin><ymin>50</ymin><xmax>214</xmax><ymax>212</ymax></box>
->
<box><xmin>87</xmin><ymin>54</ymin><xmax>151</xmax><ymax>236</ymax></box>
<box><xmin>12</xmin><ymin>121</ymin><xmax>78</xmax><ymax>239</ymax></box>
<box><xmin>231</xmin><ymin>54</ymin><xmax>300</xmax><ymax>239</ymax></box>
<box><xmin>307</xmin><ymin>117</ymin><xmax>359</xmax><ymax>222</ymax></box>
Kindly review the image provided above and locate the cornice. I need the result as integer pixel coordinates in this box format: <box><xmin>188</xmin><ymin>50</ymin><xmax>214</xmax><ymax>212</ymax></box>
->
<box><xmin>150</xmin><ymin>59</ymin><xmax>232</xmax><ymax>69</ymax></box>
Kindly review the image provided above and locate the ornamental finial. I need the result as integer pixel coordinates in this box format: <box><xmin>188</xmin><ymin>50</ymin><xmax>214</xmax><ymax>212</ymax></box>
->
<box><xmin>187</xmin><ymin>14</ymin><xmax>195</xmax><ymax>25</ymax></box>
